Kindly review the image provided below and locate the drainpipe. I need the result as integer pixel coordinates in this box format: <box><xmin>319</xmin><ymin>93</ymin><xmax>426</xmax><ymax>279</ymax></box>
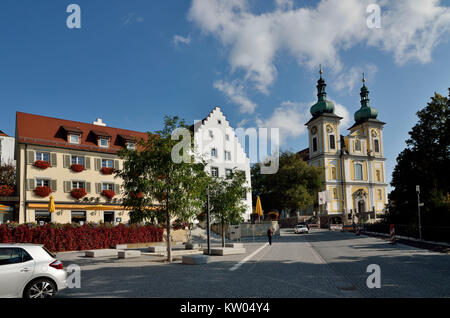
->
<box><xmin>23</xmin><ymin>144</ymin><xmax>28</xmax><ymax>223</ymax></box>
<box><xmin>340</xmin><ymin>149</ymin><xmax>347</xmax><ymax>224</ymax></box>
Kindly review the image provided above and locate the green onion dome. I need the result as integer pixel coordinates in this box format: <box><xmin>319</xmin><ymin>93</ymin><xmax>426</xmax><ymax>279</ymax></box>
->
<box><xmin>310</xmin><ymin>68</ymin><xmax>335</xmax><ymax>117</ymax></box>
<box><xmin>354</xmin><ymin>77</ymin><xmax>378</xmax><ymax>123</ymax></box>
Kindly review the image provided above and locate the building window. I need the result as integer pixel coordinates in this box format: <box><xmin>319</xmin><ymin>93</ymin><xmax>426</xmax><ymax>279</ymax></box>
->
<box><xmin>376</xmin><ymin>170</ymin><xmax>381</xmax><ymax>182</ymax></box>
<box><xmin>99</xmin><ymin>138</ymin><xmax>109</xmax><ymax>148</ymax></box>
<box><xmin>374</xmin><ymin>139</ymin><xmax>380</xmax><ymax>153</ymax></box>
<box><xmin>35</xmin><ymin>152</ymin><xmax>50</xmax><ymax>162</ymax></box>
<box><xmin>377</xmin><ymin>189</ymin><xmax>383</xmax><ymax>201</ymax></box>
<box><xmin>102</xmin><ymin>183</ymin><xmax>114</xmax><ymax>191</ymax></box>
<box><xmin>225</xmin><ymin>169</ymin><xmax>233</xmax><ymax>178</ymax></box>
<box><xmin>36</xmin><ymin>179</ymin><xmax>50</xmax><ymax>187</ymax></box>
<box><xmin>72</xmin><ymin>181</ymin><xmax>85</xmax><ymax>189</ymax></box>
<box><xmin>209</xmin><ymin>130</ymin><xmax>214</xmax><ymax>138</ymax></box>
<box><xmin>355</xmin><ymin>139</ymin><xmax>361</xmax><ymax>152</ymax></box>
<box><xmin>104</xmin><ymin>211</ymin><xmax>115</xmax><ymax>224</ymax></box>
<box><xmin>127</xmin><ymin>142</ymin><xmax>135</xmax><ymax>150</ymax></box>
<box><xmin>218</xmin><ymin>120</ymin><xmax>222</xmax><ymax>125</ymax></box>
<box><xmin>69</xmin><ymin>134</ymin><xmax>80</xmax><ymax>144</ymax></box>
<box><xmin>313</xmin><ymin>137</ymin><xmax>318</xmax><ymax>152</ymax></box>
<box><xmin>102</xmin><ymin>159</ymin><xmax>113</xmax><ymax>168</ymax></box>
<box><xmin>354</xmin><ymin>163</ymin><xmax>363</xmax><ymax>181</ymax></box>
<box><xmin>35</xmin><ymin>210</ymin><xmax>51</xmax><ymax>224</ymax></box>
<box><xmin>225</xmin><ymin>134</ymin><xmax>230</xmax><ymax>141</ymax></box>
<box><xmin>225</xmin><ymin>151</ymin><xmax>231</xmax><ymax>161</ymax></box>
<box><xmin>71</xmin><ymin>156</ymin><xmax>84</xmax><ymax>165</ymax></box>
<box><xmin>71</xmin><ymin>211</ymin><xmax>86</xmax><ymax>224</ymax></box>
<box><xmin>211</xmin><ymin>167</ymin><xmax>219</xmax><ymax>177</ymax></box>
<box><xmin>329</xmin><ymin>135</ymin><xmax>336</xmax><ymax>150</ymax></box>
<box><xmin>211</xmin><ymin>148</ymin><xmax>217</xmax><ymax>158</ymax></box>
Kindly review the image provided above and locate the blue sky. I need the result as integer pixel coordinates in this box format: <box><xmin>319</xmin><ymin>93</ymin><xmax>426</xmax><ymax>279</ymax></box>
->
<box><xmin>0</xmin><ymin>0</ymin><xmax>449</xmax><ymax>190</ymax></box>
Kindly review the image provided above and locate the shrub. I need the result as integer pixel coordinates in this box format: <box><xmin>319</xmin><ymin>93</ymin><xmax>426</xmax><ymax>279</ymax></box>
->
<box><xmin>71</xmin><ymin>188</ymin><xmax>87</xmax><ymax>199</ymax></box>
<box><xmin>0</xmin><ymin>223</ymin><xmax>164</xmax><ymax>252</ymax></box>
<box><xmin>70</xmin><ymin>164</ymin><xmax>85</xmax><ymax>173</ymax></box>
<box><xmin>101</xmin><ymin>167</ymin><xmax>115</xmax><ymax>175</ymax></box>
<box><xmin>34</xmin><ymin>186</ymin><xmax>52</xmax><ymax>198</ymax></box>
<box><xmin>34</xmin><ymin>160</ymin><xmax>50</xmax><ymax>170</ymax></box>
<box><xmin>101</xmin><ymin>190</ymin><xmax>115</xmax><ymax>199</ymax></box>
<box><xmin>0</xmin><ymin>185</ymin><xmax>14</xmax><ymax>197</ymax></box>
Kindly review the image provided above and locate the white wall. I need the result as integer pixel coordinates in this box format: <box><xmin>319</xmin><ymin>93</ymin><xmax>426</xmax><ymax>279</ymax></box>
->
<box><xmin>193</xmin><ymin>107</ymin><xmax>253</xmax><ymax>222</ymax></box>
<box><xmin>0</xmin><ymin>135</ymin><xmax>15</xmax><ymax>165</ymax></box>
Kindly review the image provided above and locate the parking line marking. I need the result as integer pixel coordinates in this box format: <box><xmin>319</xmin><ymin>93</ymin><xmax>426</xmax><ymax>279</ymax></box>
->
<box><xmin>229</xmin><ymin>243</ymin><xmax>269</xmax><ymax>272</ymax></box>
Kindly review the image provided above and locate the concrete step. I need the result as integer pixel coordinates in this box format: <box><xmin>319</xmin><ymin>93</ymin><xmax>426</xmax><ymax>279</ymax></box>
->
<box><xmin>118</xmin><ymin>250</ymin><xmax>141</xmax><ymax>259</ymax></box>
<box><xmin>203</xmin><ymin>247</ymin><xmax>246</xmax><ymax>256</ymax></box>
<box><xmin>85</xmin><ymin>249</ymin><xmax>121</xmax><ymax>258</ymax></box>
<box><xmin>182</xmin><ymin>254</ymin><xmax>211</xmax><ymax>265</ymax></box>
<box><xmin>225</xmin><ymin>243</ymin><xmax>244</xmax><ymax>248</ymax></box>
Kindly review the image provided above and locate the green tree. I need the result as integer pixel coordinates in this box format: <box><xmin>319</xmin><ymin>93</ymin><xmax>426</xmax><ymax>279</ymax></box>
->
<box><xmin>209</xmin><ymin>170</ymin><xmax>250</xmax><ymax>247</ymax></box>
<box><xmin>117</xmin><ymin>116</ymin><xmax>208</xmax><ymax>262</ymax></box>
<box><xmin>0</xmin><ymin>161</ymin><xmax>16</xmax><ymax>187</ymax></box>
<box><xmin>251</xmin><ymin>151</ymin><xmax>323</xmax><ymax>217</ymax></box>
<box><xmin>389</xmin><ymin>90</ymin><xmax>450</xmax><ymax>226</ymax></box>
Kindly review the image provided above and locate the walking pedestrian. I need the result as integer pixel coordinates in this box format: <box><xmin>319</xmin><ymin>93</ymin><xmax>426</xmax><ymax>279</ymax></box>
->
<box><xmin>267</xmin><ymin>228</ymin><xmax>274</xmax><ymax>246</ymax></box>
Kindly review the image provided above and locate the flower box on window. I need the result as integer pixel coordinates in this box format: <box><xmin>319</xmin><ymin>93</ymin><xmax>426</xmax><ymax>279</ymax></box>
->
<box><xmin>0</xmin><ymin>185</ymin><xmax>15</xmax><ymax>197</ymax></box>
<box><xmin>71</xmin><ymin>188</ymin><xmax>87</xmax><ymax>200</ymax></box>
<box><xmin>101</xmin><ymin>190</ymin><xmax>115</xmax><ymax>199</ymax></box>
<box><xmin>34</xmin><ymin>160</ymin><xmax>50</xmax><ymax>170</ymax></box>
<box><xmin>70</xmin><ymin>164</ymin><xmax>85</xmax><ymax>173</ymax></box>
<box><xmin>34</xmin><ymin>186</ymin><xmax>52</xmax><ymax>198</ymax></box>
<box><xmin>101</xmin><ymin>167</ymin><xmax>115</xmax><ymax>175</ymax></box>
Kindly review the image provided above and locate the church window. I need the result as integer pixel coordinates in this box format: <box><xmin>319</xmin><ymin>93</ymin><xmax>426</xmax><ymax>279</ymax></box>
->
<box><xmin>313</xmin><ymin>137</ymin><xmax>317</xmax><ymax>152</ymax></box>
<box><xmin>355</xmin><ymin>140</ymin><xmax>361</xmax><ymax>152</ymax></box>
<box><xmin>374</xmin><ymin>139</ymin><xmax>380</xmax><ymax>153</ymax></box>
<box><xmin>355</xmin><ymin>163</ymin><xmax>363</xmax><ymax>181</ymax></box>
<box><xmin>333</xmin><ymin>188</ymin><xmax>338</xmax><ymax>200</ymax></box>
<box><xmin>330</xmin><ymin>167</ymin><xmax>336</xmax><ymax>180</ymax></box>
<box><xmin>329</xmin><ymin>135</ymin><xmax>336</xmax><ymax>150</ymax></box>
<box><xmin>377</xmin><ymin>189</ymin><xmax>383</xmax><ymax>201</ymax></box>
<box><xmin>376</xmin><ymin>170</ymin><xmax>381</xmax><ymax>182</ymax></box>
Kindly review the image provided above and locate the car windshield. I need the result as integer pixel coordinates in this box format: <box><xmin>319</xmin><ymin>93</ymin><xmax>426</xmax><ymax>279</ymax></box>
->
<box><xmin>42</xmin><ymin>246</ymin><xmax>56</xmax><ymax>258</ymax></box>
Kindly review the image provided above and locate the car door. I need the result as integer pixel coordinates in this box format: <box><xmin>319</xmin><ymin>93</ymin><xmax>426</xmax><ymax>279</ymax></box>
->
<box><xmin>0</xmin><ymin>248</ymin><xmax>35</xmax><ymax>298</ymax></box>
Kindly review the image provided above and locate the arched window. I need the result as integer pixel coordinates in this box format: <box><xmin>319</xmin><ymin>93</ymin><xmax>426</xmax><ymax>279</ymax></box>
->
<box><xmin>329</xmin><ymin>135</ymin><xmax>336</xmax><ymax>150</ymax></box>
<box><xmin>374</xmin><ymin>139</ymin><xmax>380</xmax><ymax>153</ymax></box>
<box><xmin>355</xmin><ymin>163</ymin><xmax>363</xmax><ymax>180</ymax></box>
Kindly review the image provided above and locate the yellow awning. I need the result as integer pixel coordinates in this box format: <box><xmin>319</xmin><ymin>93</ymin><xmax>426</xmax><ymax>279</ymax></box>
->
<box><xmin>254</xmin><ymin>196</ymin><xmax>263</xmax><ymax>216</ymax></box>
<box><xmin>48</xmin><ymin>196</ymin><xmax>56</xmax><ymax>213</ymax></box>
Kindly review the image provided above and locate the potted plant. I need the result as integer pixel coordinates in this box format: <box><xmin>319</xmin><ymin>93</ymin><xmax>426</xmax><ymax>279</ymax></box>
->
<box><xmin>0</xmin><ymin>185</ymin><xmax>15</xmax><ymax>197</ymax></box>
<box><xmin>34</xmin><ymin>160</ymin><xmax>50</xmax><ymax>170</ymax></box>
<box><xmin>70</xmin><ymin>164</ymin><xmax>85</xmax><ymax>173</ymax></box>
<box><xmin>71</xmin><ymin>188</ymin><xmax>87</xmax><ymax>199</ymax></box>
<box><xmin>100</xmin><ymin>167</ymin><xmax>115</xmax><ymax>175</ymax></box>
<box><xmin>101</xmin><ymin>190</ymin><xmax>115</xmax><ymax>199</ymax></box>
<box><xmin>34</xmin><ymin>186</ymin><xmax>52</xmax><ymax>198</ymax></box>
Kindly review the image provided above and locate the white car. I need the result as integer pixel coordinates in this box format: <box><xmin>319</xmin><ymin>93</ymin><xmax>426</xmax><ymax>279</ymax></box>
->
<box><xmin>0</xmin><ymin>244</ymin><xmax>67</xmax><ymax>298</ymax></box>
<box><xmin>294</xmin><ymin>224</ymin><xmax>309</xmax><ymax>234</ymax></box>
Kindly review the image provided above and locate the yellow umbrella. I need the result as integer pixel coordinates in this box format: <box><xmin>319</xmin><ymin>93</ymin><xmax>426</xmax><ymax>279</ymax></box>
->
<box><xmin>48</xmin><ymin>196</ymin><xmax>56</xmax><ymax>213</ymax></box>
<box><xmin>0</xmin><ymin>204</ymin><xmax>8</xmax><ymax>212</ymax></box>
<box><xmin>255</xmin><ymin>196</ymin><xmax>263</xmax><ymax>217</ymax></box>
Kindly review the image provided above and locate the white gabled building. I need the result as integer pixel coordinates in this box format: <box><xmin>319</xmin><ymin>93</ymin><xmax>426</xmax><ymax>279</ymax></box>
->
<box><xmin>0</xmin><ymin>130</ymin><xmax>15</xmax><ymax>165</ymax></box>
<box><xmin>192</xmin><ymin>107</ymin><xmax>253</xmax><ymax>222</ymax></box>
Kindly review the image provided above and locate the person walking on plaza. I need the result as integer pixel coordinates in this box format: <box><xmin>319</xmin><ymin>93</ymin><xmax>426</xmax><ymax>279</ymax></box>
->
<box><xmin>267</xmin><ymin>228</ymin><xmax>274</xmax><ymax>246</ymax></box>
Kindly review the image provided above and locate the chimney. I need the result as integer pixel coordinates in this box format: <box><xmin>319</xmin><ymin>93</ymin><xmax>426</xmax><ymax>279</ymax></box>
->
<box><xmin>93</xmin><ymin>118</ymin><xmax>106</xmax><ymax>127</ymax></box>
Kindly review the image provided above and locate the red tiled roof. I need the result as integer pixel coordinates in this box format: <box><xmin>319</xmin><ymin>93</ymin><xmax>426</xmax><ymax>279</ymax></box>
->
<box><xmin>0</xmin><ymin>130</ymin><xmax>9</xmax><ymax>137</ymax></box>
<box><xmin>16</xmin><ymin>112</ymin><xmax>149</xmax><ymax>154</ymax></box>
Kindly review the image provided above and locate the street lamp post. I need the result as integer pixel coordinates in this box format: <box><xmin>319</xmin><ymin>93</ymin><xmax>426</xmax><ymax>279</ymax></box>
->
<box><xmin>206</xmin><ymin>184</ymin><xmax>211</xmax><ymax>255</ymax></box>
<box><xmin>416</xmin><ymin>185</ymin><xmax>422</xmax><ymax>241</ymax></box>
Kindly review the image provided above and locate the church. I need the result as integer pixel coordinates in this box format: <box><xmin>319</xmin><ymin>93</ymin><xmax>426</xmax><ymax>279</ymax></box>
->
<box><xmin>302</xmin><ymin>69</ymin><xmax>388</xmax><ymax>227</ymax></box>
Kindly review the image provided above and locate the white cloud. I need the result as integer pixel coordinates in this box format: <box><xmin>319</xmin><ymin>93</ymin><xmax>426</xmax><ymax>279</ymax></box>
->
<box><xmin>213</xmin><ymin>80</ymin><xmax>257</xmax><ymax>114</ymax></box>
<box><xmin>256</xmin><ymin>99</ymin><xmax>352</xmax><ymax>145</ymax></box>
<box><xmin>189</xmin><ymin>0</ymin><xmax>450</xmax><ymax>94</ymax></box>
<box><xmin>173</xmin><ymin>34</ymin><xmax>192</xmax><ymax>46</ymax></box>
<box><xmin>335</xmin><ymin>64</ymin><xmax>378</xmax><ymax>93</ymax></box>
<box><xmin>123</xmin><ymin>13</ymin><xmax>144</xmax><ymax>25</ymax></box>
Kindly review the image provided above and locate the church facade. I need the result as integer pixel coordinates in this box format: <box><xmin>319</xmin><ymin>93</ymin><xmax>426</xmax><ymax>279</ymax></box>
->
<box><xmin>305</xmin><ymin>70</ymin><xmax>388</xmax><ymax>226</ymax></box>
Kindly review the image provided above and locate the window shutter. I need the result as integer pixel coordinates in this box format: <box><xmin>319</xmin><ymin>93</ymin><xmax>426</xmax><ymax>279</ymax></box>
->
<box><xmin>96</xmin><ymin>183</ymin><xmax>102</xmax><ymax>194</ymax></box>
<box><xmin>86</xmin><ymin>182</ymin><xmax>91</xmax><ymax>194</ymax></box>
<box><xmin>50</xmin><ymin>153</ymin><xmax>57</xmax><ymax>167</ymax></box>
<box><xmin>114</xmin><ymin>184</ymin><xmax>120</xmax><ymax>194</ymax></box>
<box><xmin>64</xmin><ymin>181</ymin><xmax>71</xmax><ymax>193</ymax></box>
<box><xmin>85</xmin><ymin>157</ymin><xmax>91</xmax><ymax>170</ymax></box>
<box><xmin>114</xmin><ymin>160</ymin><xmax>120</xmax><ymax>170</ymax></box>
<box><xmin>63</xmin><ymin>155</ymin><xmax>71</xmax><ymax>168</ymax></box>
<box><xmin>27</xmin><ymin>151</ymin><xmax>35</xmax><ymax>165</ymax></box>
<box><xmin>27</xmin><ymin>179</ymin><xmax>35</xmax><ymax>191</ymax></box>
<box><xmin>50</xmin><ymin>180</ymin><xmax>57</xmax><ymax>191</ymax></box>
<box><xmin>95</xmin><ymin>158</ymin><xmax>101</xmax><ymax>171</ymax></box>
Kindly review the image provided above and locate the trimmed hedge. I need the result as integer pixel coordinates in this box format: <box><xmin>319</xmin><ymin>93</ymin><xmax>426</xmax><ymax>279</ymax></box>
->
<box><xmin>0</xmin><ymin>223</ymin><xmax>164</xmax><ymax>252</ymax></box>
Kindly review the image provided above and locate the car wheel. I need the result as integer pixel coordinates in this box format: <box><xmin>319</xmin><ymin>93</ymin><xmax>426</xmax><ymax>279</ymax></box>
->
<box><xmin>24</xmin><ymin>278</ymin><xmax>56</xmax><ymax>299</ymax></box>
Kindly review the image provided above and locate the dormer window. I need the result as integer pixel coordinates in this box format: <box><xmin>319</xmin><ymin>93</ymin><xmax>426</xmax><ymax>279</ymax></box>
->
<box><xmin>127</xmin><ymin>142</ymin><xmax>135</xmax><ymax>150</ymax></box>
<box><xmin>99</xmin><ymin>138</ymin><xmax>109</xmax><ymax>148</ymax></box>
<box><xmin>218</xmin><ymin>120</ymin><xmax>222</xmax><ymax>125</ymax></box>
<box><xmin>69</xmin><ymin>134</ymin><xmax>80</xmax><ymax>144</ymax></box>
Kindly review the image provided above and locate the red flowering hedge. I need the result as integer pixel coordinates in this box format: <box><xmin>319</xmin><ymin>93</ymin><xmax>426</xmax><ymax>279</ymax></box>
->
<box><xmin>71</xmin><ymin>188</ymin><xmax>87</xmax><ymax>199</ymax></box>
<box><xmin>0</xmin><ymin>185</ymin><xmax>15</xmax><ymax>197</ymax></box>
<box><xmin>0</xmin><ymin>223</ymin><xmax>164</xmax><ymax>253</ymax></box>
<box><xmin>101</xmin><ymin>167</ymin><xmax>115</xmax><ymax>175</ymax></box>
<box><xmin>34</xmin><ymin>186</ymin><xmax>52</xmax><ymax>198</ymax></box>
<box><xmin>34</xmin><ymin>160</ymin><xmax>50</xmax><ymax>170</ymax></box>
<box><xmin>102</xmin><ymin>190</ymin><xmax>115</xmax><ymax>199</ymax></box>
<box><xmin>70</xmin><ymin>164</ymin><xmax>85</xmax><ymax>172</ymax></box>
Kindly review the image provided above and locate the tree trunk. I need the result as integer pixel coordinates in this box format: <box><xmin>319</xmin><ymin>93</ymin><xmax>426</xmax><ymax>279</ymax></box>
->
<box><xmin>221</xmin><ymin>221</ymin><xmax>225</xmax><ymax>247</ymax></box>
<box><xmin>166</xmin><ymin>208</ymin><xmax>172</xmax><ymax>263</ymax></box>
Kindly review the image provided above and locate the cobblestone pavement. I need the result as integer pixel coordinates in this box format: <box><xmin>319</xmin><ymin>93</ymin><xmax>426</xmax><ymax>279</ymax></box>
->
<box><xmin>57</xmin><ymin>229</ymin><xmax>450</xmax><ymax>298</ymax></box>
